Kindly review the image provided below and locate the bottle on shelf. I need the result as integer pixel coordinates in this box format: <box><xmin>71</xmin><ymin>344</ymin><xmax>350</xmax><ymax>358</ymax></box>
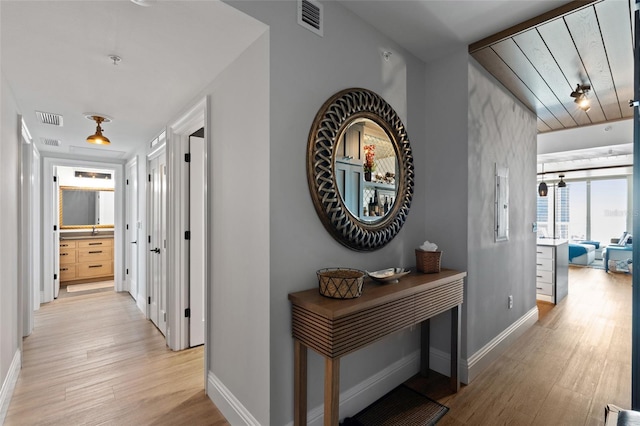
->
<box><xmin>383</xmin><ymin>196</ymin><xmax>389</xmax><ymax>214</ymax></box>
<box><xmin>373</xmin><ymin>190</ymin><xmax>379</xmax><ymax>216</ymax></box>
<box><xmin>368</xmin><ymin>197</ymin><xmax>375</xmax><ymax>216</ymax></box>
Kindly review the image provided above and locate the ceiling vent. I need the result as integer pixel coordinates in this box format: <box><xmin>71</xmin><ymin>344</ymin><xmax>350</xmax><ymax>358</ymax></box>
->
<box><xmin>36</xmin><ymin>111</ymin><xmax>63</xmax><ymax>127</ymax></box>
<box><xmin>298</xmin><ymin>0</ymin><xmax>323</xmax><ymax>37</ymax></box>
<box><xmin>41</xmin><ymin>138</ymin><xmax>62</xmax><ymax>147</ymax></box>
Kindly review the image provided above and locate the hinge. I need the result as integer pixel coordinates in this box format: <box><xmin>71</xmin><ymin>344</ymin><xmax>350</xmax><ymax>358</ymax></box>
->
<box><xmin>126</xmin><ymin>268</ymin><xmax>129</xmax><ymax>275</ymax></box>
<box><xmin>53</xmin><ymin>176</ymin><xmax>57</xmax><ymax>182</ymax></box>
<box><xmin>148</xmin><ymin>235</ymin><xmax>151</xmax><ymax>244</ymax></box>
<box><xmin>148</xmin><ymin>174</ymin><xmax>151</xmax><ymax>182</ymax></box>
<box><xmin>126</xmin><ymin>179</ymin><xmax>129</xmax><ymax>185</ymax></box>
<box><xmin>185</xmin><ymin>153</ymin><xmax>191</xmax><ymax>162</ymax></box>
<box><xmin>148</xmin><ymin>296</ymin><xmax>151</xmax><ymax>304</ymax></box>
<box><xmin>185</xmin><ymin>308</ymin><xmax>190</xmax><ymax>318</ymax></box>
<box><xmin>54</xmin><ymin>273</ymin><xmax>57</xmax><ymax>280</ymax></box>
<box><xmin>53</xmin><ymin>225</ymin><xmax>57</xmax><ymax>231</ymax></box>
<box><xmin>164</xmin><ymin>312</ymin><xmax>167</xmax><ymax>322</ymax></box>
<box><xmin>185</xmin><ymin>231</ymin><xmax>190</xmax><ymax>240</ymax></box>
<box><xmin>126</xmin><ymin>224</ymin><xmax>129</xmax><ymax>230</ymax></box>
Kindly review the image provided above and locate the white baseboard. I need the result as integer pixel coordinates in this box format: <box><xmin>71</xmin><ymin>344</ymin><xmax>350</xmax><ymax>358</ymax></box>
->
<box><xmin>463</xmin><ymin>306</ymin><xmax>538</xmax><ymax>383</ymax></box>
<box><xmin>207</xmin><ymin>371</ymin><xmax>260</xmax><ymax>426</ymax></box>
<box><xmin>0</xmin><ymin>350</ymin><xmax>21</xmax><ymax>424</ymax></box>
<box><xmin>136</xmin><ymin>296</ymin><xmax>146</xmax><ymax>315</ymax></box>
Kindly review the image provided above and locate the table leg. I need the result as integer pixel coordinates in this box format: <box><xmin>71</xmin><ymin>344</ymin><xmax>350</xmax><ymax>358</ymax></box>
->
<box><xmin>324</xmin><ymin>357</ymin><xmax>340</xmax><ymax>426</ymax></box>
<box><xmin>450</xmin><ymin>304</ymin><xmax>461</xmax><ymax>392</ymax></box>
<box><xmin>294</xmin><ymin>340</ymin><xmax>307</xmax><ymax>426</ymax></box>
<box><xmin>420</xmin><ymin>318</ymin><xmax>430</xmax><ymax>376</ymax></box>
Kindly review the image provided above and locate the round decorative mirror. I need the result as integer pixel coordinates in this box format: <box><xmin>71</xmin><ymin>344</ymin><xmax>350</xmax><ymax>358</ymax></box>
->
<box><xmin>306</xmin><ymin>88</ymin><xmax>414</xmax><ymax>251</ymax></box>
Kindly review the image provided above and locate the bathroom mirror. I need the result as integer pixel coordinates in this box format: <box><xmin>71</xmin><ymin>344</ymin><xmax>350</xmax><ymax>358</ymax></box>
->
<box><xmin>307</xmin><ymin>88</ymin><xmax>414</xmax><ymax>251</ymax></box>
<box><xmin>59</xmin><ymin>186</ymin><xmax>115</xmax><ymax>229</ymax></box>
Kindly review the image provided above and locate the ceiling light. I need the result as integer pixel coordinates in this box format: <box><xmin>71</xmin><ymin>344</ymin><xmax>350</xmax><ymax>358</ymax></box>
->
<box><xmin>86</xmin><ymin>115</ymin><xmax>111</xmax><ymax>145</ymax></box>
<box><xmin>570</xmin><ymin>83</ymin><xmax>591</xmax><ymax>112</ymax></box>
<box><xmin>558</xmin><ymin>174</ymin><xmax>566</xmax><ymax>188</ymax></box>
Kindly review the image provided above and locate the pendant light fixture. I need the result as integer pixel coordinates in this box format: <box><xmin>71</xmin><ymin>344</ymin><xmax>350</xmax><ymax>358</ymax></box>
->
<box><xmin>538</xmin><ymin>164</ymin><xmax>548</xmax><ymax>197</ymax></box>
<box><xmin>558</xmin><ymin>174</ymin><xmax>567</xmax><ymax>188</ymax></box>
<box><xmin>85</xmin><ymin>114</ymin><xmax>111</xmax><ymax>145</ymax></box>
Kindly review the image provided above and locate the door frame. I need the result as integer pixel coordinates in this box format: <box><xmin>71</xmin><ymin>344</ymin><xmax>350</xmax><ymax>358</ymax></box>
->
<box><xmin>42</xmin><ymin>157</ymin><xmax>124</xmax><ymax>302</ymax></box>
<box><xmin>165</xmin><ymin>97</ymin><xmax>208</xmax><ymax>363</ymax></box>
<box><xmin>125</xmin><ymin>157</ymin><xmax>139</xmax><ymax>300</ymax></box>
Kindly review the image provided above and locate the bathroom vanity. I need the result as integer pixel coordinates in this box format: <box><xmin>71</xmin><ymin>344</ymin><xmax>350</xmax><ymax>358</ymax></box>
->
<box><xmin>60</xmin><ymin>236</ymin><xmax>114</xmax><ymax>284</ymax></box>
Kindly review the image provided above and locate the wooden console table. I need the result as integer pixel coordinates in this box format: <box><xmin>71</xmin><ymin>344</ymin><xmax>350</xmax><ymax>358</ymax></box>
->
<box><xmin>288</xmin><ymin>269</ymin><xmax>466</xmax><ymax>426</ymax></box>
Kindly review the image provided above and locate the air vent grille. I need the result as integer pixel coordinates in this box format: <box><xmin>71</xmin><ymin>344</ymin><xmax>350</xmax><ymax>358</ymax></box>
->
<box><xmin>298</xmin><ymin>0</ymin><xmax>323</xmax><ymax>36</ymax></box>
<box><xmin>41</xmin><ymin>138</ymin><xmax>62</xmax><ymax>147</ymax></box>
<box><xmin>36</xmin><ymin>111</ymin><xmax>63</xmax><ymax>127</ymax></box>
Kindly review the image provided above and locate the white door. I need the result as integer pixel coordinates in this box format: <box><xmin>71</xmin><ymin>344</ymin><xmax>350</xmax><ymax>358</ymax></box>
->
<box><xmin>53</xmin><ymin>167</ymin><xmax>60</xmax><ymax>299</ymax></box>
<box><xmin>148</xmin><ymin>152</ymin><xmax>167</xmax><ymax>335</ymax></box>
<box><xmin>189</xmin><ymin>136</ymin><xmax>205</xmax><ymax>347</ymax></box>
<box><xmin>125</xmin><ymin>160</ymin><xmax>138</xmax><ymax>299</ymax></box>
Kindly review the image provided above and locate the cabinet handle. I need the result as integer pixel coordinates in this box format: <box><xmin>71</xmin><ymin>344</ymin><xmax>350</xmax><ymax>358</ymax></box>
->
<box><xmin>536</xmin><ymin>287</ymin><xmax>543</xmax><ymax>290</ymax></box>
<box><xmin>88</xmin><ymin>251</ymin><xmax>103</xmax><ymax>254</ymax></box>
<box><xmin>88</xmin><ymin>265</ymin><xmax>103</xmax><ymax>268</ymax></box>
<box><xmin>61</xmin><ymin>268</ymin><xmax>68</xmax><ymax>271</ymax></box>
<box><xmin>61</xmin><ymin>253</ymin><xmax>68</xmax><ymax>256</ymax></box>
<box><xmin>536</xmin><ymin>275</ymin><xmax>543</xmax><ymax>278</ymax></box>
<box><xmin>88</xmin><ymin>242</ymin><xmax>102</xmax><ymax>246</ymax></box>
<box><xmin>536</xmin><ymin>263</ymin><xmax>543</xmax><ymax>266</ymax></box>
<box><xmin>61</xmin><ymin>244</ymin><xmax>68</xmax><ymax>247</ymax></box>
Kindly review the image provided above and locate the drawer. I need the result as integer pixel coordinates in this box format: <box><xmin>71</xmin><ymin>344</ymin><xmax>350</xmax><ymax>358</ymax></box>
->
<box><xmin>78</xmin><ymin>246</ymin><xmax>112</xmax><ymax>262</ymax></box>
<box><xmin>77</xmin><ymin>261</ymin><xmax>113</xmax><ymax>278</ymax></box>
<box><xmin>78</xmin><ymin>239</ymin><xmax>113</xmax><ymax>249</ymax></box>
<box><xmin>536</xmin><ymin>282</ymin><xmax>553</xmax><ymax>296</ymax></box>
<box><xmin>536</xmin><ymin>269</ymin><xmax>553</xmax><ymax>283</ymax></box>
<box><xmin>59</xmin><ymin>248</ymin><xmax>77</xmax><ymax>264</ymax></box>
<box><xmin>59</xmin><ymin>264</ymin><xmax>77</xmax><ymax>282</ymax></box>
<box><xmin>536</xmin><ymin>257</ymin><xmax>553</xmax><ymax>271</ymax></box>
<box><xmin>59</xmin><ymin>240</ymin><xmax>77</xmax><ymax>249</ymax></box>
<box><xmin>536</xmin><ymin>246</ymin><xmax>553</xmax><ymax>259</ymax></box>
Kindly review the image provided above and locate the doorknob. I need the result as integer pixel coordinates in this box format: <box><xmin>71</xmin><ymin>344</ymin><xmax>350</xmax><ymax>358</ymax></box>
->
<box><xmin>150</xmin><ymin>248</ymin><xmax>160</xmax><ymax>253</ymax></box>
<box><xmin>131</xmin><ymin>241</ymin><xmax>138</xmax><ymax>244</ymax></box>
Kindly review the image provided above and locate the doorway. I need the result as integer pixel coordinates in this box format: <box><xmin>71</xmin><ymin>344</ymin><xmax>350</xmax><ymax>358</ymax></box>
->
<box><xmin>125</xmin><ymin>158</ymin><xmax>139</xmax><ymax>302</ymax></box>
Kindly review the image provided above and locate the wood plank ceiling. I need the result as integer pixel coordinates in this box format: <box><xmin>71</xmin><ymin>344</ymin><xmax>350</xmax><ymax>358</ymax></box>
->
<box><xmin>470</xmin><ymin>0</ymin><xmax>635</xmax><ymax>133</ymax></box>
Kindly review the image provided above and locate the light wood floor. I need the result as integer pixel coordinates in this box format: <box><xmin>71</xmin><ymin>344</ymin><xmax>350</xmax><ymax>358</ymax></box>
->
<box><xmin>409</xmin><ymin>266</ymin><xmax>632</xmax><ymax>425</ymax></box>
<box><xmin>6</xmin><ymin>267</ymin><xmax>632</xmax><ymax>425</ymax></box>
<box><xmin>5</xmin><ymin>288</ymin><xmax>229</xmax><ymax>425</ymax></box>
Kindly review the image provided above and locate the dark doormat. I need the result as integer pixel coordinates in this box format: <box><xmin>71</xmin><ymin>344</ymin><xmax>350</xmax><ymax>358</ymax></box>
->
<box><xmin>341</xmin><ymin>384</ymin><xmax>449</xmax><ymax>426</ymax></box>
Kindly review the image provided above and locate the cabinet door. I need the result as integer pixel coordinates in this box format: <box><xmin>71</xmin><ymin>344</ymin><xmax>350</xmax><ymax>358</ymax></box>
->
<box><xmin>337</xmin><ymin>123</ymin><xmax>363</xmax><ymax>165</ymax></box>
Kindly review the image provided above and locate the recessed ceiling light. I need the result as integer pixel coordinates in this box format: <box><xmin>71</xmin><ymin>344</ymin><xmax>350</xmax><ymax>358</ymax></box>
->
<box><xmin>605</xmin><ymin>125</ymin><xmax>612</xmax><ymax>132</ymax></box>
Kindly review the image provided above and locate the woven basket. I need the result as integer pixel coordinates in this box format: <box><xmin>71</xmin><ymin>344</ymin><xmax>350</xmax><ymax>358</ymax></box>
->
<box><xmin>415</xmin><ymin>249</ymin><xmax>442</xmax><ymax>274</ymax></box>
<box><xmin>317</xmin><ymin>268</ymin><xmax>365</xmax><ymax>299</ymax></box>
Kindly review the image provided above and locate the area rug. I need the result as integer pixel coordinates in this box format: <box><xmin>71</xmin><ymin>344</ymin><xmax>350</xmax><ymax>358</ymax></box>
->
<box><xmin>66</xmin><ymin>281</ymin><xmax>114</xmax><ymax>293</ymax></box>
<box><xmin>341</xmin><ymin>384</ymin><xmax>449</xmax><ymax>426</ymax></box>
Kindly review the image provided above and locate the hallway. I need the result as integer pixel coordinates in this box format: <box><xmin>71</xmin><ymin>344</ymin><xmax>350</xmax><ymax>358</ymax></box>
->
<box><xmin>5</xmin><ymin>288</ymin><xmax>228</xmax><ymax>425</ymax></box>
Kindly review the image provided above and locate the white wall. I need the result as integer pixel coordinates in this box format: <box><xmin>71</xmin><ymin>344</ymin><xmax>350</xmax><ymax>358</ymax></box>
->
<box><xmin>466</xmin><ymin>59</ymin><xmax>538</xmax><ymax>357</ymax></box>
<box><xmin>0</xmin><ymin>70</ymin><xmax>21</xmax><ymax>422</ymax></box>
<box><xmin>225</xmin><ymin>2</ymin><xmax>428</xmax><ymax>424</ymax></box>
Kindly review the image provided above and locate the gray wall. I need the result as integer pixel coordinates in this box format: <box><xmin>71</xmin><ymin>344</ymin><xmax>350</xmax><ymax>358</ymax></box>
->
<box><xmin>0</xmin><ymin>70</ymin><xmax>21</xmax><ymax>416</ymax></box>
<box><xmin>226</xmin><ymin>1</ymin><xmax>428</xmax><ymax>423</ymax></box>
<box><xmin>466</xmin><ymin>58</ymin><xmax>537</xmax><ymax>357</ymax></box>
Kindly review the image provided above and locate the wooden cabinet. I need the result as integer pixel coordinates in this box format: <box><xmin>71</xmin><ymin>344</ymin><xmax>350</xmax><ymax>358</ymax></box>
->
<box><xmin>536</xmin><ymin>240</ymin><xmax>568</xmax><ymax>304</ymax></box>
<box><xmin>59</xmin><ymin>238</ymin><xmax>114</xmax><ymax>284</ymax></box>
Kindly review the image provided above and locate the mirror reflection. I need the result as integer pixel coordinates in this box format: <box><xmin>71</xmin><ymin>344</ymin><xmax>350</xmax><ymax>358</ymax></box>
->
<box><xmin>60</xmin><ymin>186</ymin><xmax>115</xmax><ymax>228</ymax></box>
<box><xmin>334</xmin><ymin>119</ymin><xmax>397</xmax><ymax>223</ymax></box>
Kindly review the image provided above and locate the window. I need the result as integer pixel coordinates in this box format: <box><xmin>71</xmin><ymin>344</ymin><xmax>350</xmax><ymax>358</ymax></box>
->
<box><xmin>537</xmin><ymin>177</ymin><xmax>629</xmax><ymax>244</ymax></box>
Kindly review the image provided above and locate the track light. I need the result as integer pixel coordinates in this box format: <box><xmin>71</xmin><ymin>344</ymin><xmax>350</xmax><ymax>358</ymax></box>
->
<box><xmin>570</xmin><ymin>84</ymin><xmax>591</xmax><ymax>112</ymax></box>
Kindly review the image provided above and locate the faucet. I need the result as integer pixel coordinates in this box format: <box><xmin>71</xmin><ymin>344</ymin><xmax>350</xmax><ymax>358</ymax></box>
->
<box><xmin>92</xmin><ymin>225</ymin><xmax>97</xmax><ymax>236</ymax></box>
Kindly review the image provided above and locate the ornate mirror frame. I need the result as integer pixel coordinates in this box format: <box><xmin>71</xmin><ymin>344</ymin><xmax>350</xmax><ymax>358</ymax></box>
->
<box><xmin>306</xmin><ymin>88</ymin><xmax>414</xmax><ymax>251</ymax></box>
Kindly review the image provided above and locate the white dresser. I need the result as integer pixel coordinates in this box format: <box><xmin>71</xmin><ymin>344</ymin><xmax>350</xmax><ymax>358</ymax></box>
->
<box><xmin>536</xmin><ymin>239</ymin><xmax>569</xmax><ymax>304</ymax></box>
